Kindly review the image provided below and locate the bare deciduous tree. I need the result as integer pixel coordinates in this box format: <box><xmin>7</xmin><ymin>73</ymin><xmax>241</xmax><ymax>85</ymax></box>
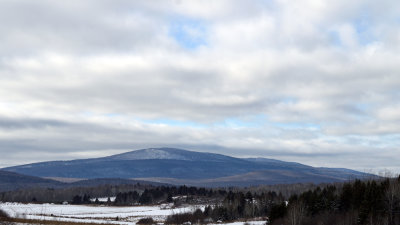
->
<box><xmin>286</xmin><ymin>200</ymin><xmax>306</xmax><ymax>225</ymax></box>
<box><xmin>385</xmin><ymin>177</ymin><xmax>400</xmax><ymax>225</ymax></box>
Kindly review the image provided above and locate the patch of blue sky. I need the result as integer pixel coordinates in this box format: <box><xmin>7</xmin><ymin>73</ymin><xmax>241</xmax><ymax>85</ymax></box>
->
<box><xmin>353</xmin><ymin>103</ymin><xmax>373</xmax><ymax>116</ymax></box>
<box><xmin>329</xmin><ymin>30</ymin><xmax>342</xmax><ymax>47</ymax></box>
<box><xmin>343</xmin><ymin>134</ymin><xmax>373</xmax><ymax>146</ymax></box>
<box><xmin>214</xmin><ymin>114</ymin><xmax>321</xmax><ymax>131</ymax></box>
<box><xmin>80</xmin><ymin>111</ymin><xmax>120</xmax><ymax>118</ymax></box>
<box><xmin>381</xmin><ymin>134</ymin><xmax>400</xmax><ymax>145</ymax></box>
<box><xmin>354</xmin><ymin>103</ymin><xmax>371</xmax><ymax>112</ymax></box>
<box><xmin>268</xmin><ymin>121</ymin><xmax>321</xmax><ymax>130</ymax></box>
<box><xmin>211</xmin><ymin>114</ymin><xmax>270</xmax><ymax>129</ymax></box>
<box><xmin>347</xmin><ymin>103</ymin><xmax>373</xmax><ymax>122</ymax></box>
<box><xmin>140</xmin><ymin>118</ymin><xmax>205</xmax><ymax>128</ymax></box>
<box><xmin>328</xmin><ymin>14</ymin><xmax>376</xmax><ymax>48</ymax></box>
<box><xmin>104</xmin><ymin>113</ymin><xmax>119</xmax><ymax>118</ymax></box>
<box><xmin>80</xmin><ymin>111</ymin><xmax>94</xmax><ymax>117</ymax></box>
<box><xmin>80</xmin><ymin>111</ymin><xmax>101</xmax><ymax>118</ymax></box>
<box><xmin>280</xmin><ymin>96</ymin><xmax>298</xmax><ymax>104</ymax></box>
<box><xmin>214</xmin><ymin>118</ymin><xmax>261</xmax><ymax>128</ymax></box>
<box><xmin>168</xmin><ymin>19</ymin><xmax>207</xmax><ymax>49</ymax></box>
<box><xmin>354</xmin><ymin>14</ymin><xmax>376</xmax><ymax>46</ymax></box>
<box><xmin>141</xmin><ymin>117</ymin><xmax>260</xmax><ymax>129</ymax></box>
<box><xmin>343</xmin><ymin>134</ymin><xmax>400</xmax><ymax>148</ymax></box>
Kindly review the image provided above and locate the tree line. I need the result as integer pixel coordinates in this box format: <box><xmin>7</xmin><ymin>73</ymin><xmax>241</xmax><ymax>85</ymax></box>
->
<box><xmin>0</xmin><ymin>183</ymin><xmax>153</xmax><ymax>203</ymax></box>
<box><xmin>2</xmin><ymin>176</ymin><xmax>399</xmax><ymax>224</ymax></box>
<box><xmin>166</xmin><ymin>176</ymin><xmax>400</xmax><ymax>225</ymax></box>
<box><xmin>277</xmin><ymin>176</ymin><xmax>400</xmax><ymax>225</ymax></box>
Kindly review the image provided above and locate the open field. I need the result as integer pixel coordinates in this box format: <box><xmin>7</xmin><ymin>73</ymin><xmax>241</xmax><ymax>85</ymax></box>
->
<box><xmin>0</xmin><ymin>202</ymin><xmax>201</xmax><ymax>224</ymax></box>
<box><xmin>0</xmin><ymin>217</ymin><xmax>117</xmax><ymax>225</ymax></box>
<box><xmin>0</xmin><ymin>202</ymin><xmax>268</xmax><ymax>225</ymax></box>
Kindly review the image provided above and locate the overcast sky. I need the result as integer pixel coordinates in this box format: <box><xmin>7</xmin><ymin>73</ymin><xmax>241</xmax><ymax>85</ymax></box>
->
<box><xmin>1</xmin><ymin>0</ymin><xmax>400</xmax><ymax>173</ymax></box>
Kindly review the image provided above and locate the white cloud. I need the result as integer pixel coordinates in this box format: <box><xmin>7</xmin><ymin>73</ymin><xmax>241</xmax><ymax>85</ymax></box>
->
<box><xmin>0</xmin><ymin>0</ymin><xmax>399</xmax><ymax>173</ymax></box>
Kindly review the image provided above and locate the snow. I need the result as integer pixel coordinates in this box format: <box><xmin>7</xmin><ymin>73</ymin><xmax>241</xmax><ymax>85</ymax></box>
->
<box><xmin>0</xmin><ymin>202</ymin><xmax>202</xmax><ymax>224</ymax></box>
<box><xmin>0</xmin><ymin>202</ymin><xmax>267</xmax><ymax>225</ymax></box>
<box><xmin>110</xmin><ymin>148</ymin><xmax>189</xmax><ymax>160</ymax></box>
<box><xmin>90</xmin><ymin>197</ymin><xmax>116</xmax><ymax>202</ymax></box>
<box><xmin>214</xmin><ymin>222</ymin><xmax>266</xmax><ymax>225</ymax></box>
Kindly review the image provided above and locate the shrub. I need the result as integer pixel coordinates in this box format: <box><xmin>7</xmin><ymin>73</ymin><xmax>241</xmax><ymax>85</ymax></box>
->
<box><xmin>165</xmin><ymin>209</ymin><xmax>206</xmax><ymax>224</ymax></box>
<box><xmin>0</xmin><ymin>209</ymin><xmax>9</xmax><ymax>218</ymax></box>
<box><xmin>137</xmin><ymin>217</ymin><xmax>156</xmax><ymax>224</ymax></box>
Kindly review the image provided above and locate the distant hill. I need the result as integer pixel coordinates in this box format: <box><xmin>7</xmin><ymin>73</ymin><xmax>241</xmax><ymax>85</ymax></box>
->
<box><xmin>0</xmin><ymin>170</ymin><xmax>63</xmax><ymax>192</ymax></box>
<box><xmin>0</xmin><ymin>171</ymin><xmax>169</xmax><ymax>192</ymax></box>
<box><xmin>128</xmin><ymin>168</ymin><xmax>341</xmax><ymax>187</ymax></box>
<box><xmin>1</xmin><ymin>148</ymin><xmax>373</xmax><ymax>187</ymax></box>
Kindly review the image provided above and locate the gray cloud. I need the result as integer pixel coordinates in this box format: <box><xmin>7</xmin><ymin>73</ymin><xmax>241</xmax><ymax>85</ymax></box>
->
<box><xmin>0</xmin><ymin>0</ymin><xmax>399</xmax><ymax>173</ymax></box>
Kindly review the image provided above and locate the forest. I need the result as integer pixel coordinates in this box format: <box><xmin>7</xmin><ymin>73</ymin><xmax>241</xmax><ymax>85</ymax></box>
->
<box><xmin>164</xmin><ymin>176</ymin><xmax>400</xmax><ymax>225</ymax></box>
<box><xmin>1</xmin><ymin>176</ymin><xmax>399</xmax><ymax>225</ymax></box>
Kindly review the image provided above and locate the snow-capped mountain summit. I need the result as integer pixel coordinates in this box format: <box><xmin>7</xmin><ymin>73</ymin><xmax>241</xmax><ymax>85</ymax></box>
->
<box><xmin>106</xmin><ymin>147</ymin><xmax>238</xmax><ymax>162</ymax></box>
<box><xmin>108</xmin><ymin>148</ymin><xmax>189</xmax><ymax>160</ymax></box>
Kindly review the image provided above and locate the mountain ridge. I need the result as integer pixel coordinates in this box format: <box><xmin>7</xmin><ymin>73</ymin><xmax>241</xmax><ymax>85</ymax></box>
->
<box><xmin>0</xmin><ymin>170</ymin><xmax>63</xmax><ymax>192</ymax></box>
<box><xmin>1</xmin><ymin>147</ymin><xmax>373</xmax><ymax>187</ymax></box>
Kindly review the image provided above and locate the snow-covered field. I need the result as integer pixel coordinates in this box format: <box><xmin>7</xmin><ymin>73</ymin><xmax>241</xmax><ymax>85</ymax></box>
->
<box><xmin>0</xmin><ymin>202</ymin><xmax>267</xmax><ymax>225</ymax></box>
<box><xmin>0</xmin><ymin>202</ymin><xmax>200</xmax><ymax>224</ymax></box>
<box><xmin>90</xmin><ymin>196</ymin><xmax>116</xmax><ymax>202</ymax></box>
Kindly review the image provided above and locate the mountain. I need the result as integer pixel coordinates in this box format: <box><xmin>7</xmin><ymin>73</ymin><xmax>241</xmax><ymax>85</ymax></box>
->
<box><xmin>1</xmin><ymin>148</ymin><xmax>372</xmax><ymax>187</ymax></box>
<box><xmin>0</xmin><ymin>170</ymin><xmax>63</xmax><ymax>192</ymax></box>
<box><xmin>108</xmin><ymin>148</ymin><xmax>235</xmax><ymax>161</ymax></box>
<box><xmin>131</xmin><ymin>169</ymin><xmax>363</xmax><ymax>188</ymax></box>
<box><xmin>0</xmin><ymin>171</ymin><xmax>170</xmax><ymax>192</ymax></box>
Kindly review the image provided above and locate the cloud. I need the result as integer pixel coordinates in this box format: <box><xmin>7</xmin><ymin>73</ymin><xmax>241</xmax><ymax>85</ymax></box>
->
<box><xmin>0</xmin><ymin>0</ymin><xmax>399</xmax><ymax>173</ymax></box>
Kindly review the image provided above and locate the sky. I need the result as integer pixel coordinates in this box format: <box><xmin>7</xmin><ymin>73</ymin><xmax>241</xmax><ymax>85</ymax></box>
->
<box><xmin>1</xmin><ymin>0</ymin><xmax>400</xmax><ymax>174</ymax></box>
